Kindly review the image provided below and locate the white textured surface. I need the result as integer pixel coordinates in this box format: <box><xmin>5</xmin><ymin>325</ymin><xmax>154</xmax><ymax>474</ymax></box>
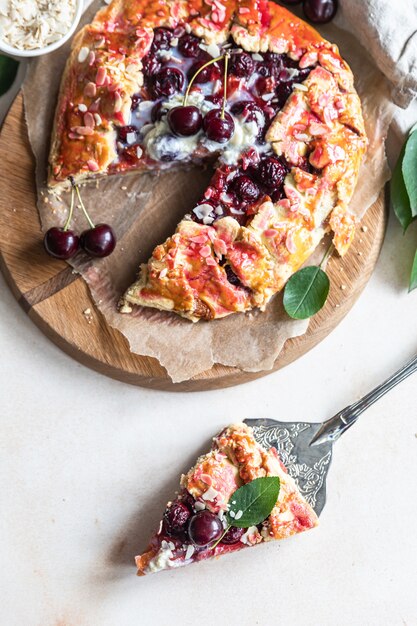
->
<box><xmin>1</xmin><ymin>211</ymin><xmax>417</xmax><ymax>626</ymax></box>
<box><xmin>2</xmin><ymin>34</ymin><xmax>417</xmax><ymax>626</ymax></box>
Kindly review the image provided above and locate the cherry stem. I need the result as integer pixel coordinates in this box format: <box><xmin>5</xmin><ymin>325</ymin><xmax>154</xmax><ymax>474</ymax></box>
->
<box><xmin>63</xmin><ymin>185</ymin><xmax>75</xmax><ymax>232</ymax></box>
<box><xmin>68</xmin><ymin>176</ymin><xmax>95</xmax><ymax>230</ymax></box>
<box><xmin>319</xmin><ymin>242</ymin><xmax>334</xmax><ymax>269</ymax></box>
<box><xmin>209</xmin><ymin>524</ymin><xmax>230</xmax><ymax>551</ymax></box>
<box><xmin>183</xmin><ymin>54</ymin><xmax>224</xmax><ymax>107</ymax></box>
<box><xmin>221</xmin><ymin>52</ymin><xmax>229</xmax><ymax>120</ymax></box>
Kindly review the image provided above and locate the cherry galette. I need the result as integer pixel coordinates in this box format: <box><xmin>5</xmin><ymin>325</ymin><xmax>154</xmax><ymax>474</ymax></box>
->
<box><xmin>49</xmin><ymin>0</ymin><xmax>367</xmax><ymax>321</ymax></box>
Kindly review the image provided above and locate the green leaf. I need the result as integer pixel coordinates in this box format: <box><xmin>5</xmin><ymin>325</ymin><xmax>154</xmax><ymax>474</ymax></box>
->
<box><xmin>283</xmin><ymin>265</ymin><xmax>330</xmax><ymax>320</ymax></box>
<box><xmin>409</xmin><ymin>249</ymin><xmax>417</xmax><ymax>292</ymax></box>
<box><xmin>402</xmin><ymin>130</ymin><xmax>417</xmax><ymax>217</ymax></box>
<box><xmin>226</xmin><ymin>476</ymin><xmax>280</xmax><ymax>528</ymax></box>
<box><xmin>0</xmin><ymin>55</ymin><xmax>19</xmax><ymax>97</ymax></box>
<box><xmin>391</xmin><ymin>142</ymin><xmax>413</xmax><ymax>232</ymax></box>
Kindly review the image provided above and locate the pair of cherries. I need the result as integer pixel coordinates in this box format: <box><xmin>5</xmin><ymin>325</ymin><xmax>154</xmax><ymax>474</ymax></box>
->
<box><xmin>44</xmin><ymin>179</ymin><xmax>116</xmax><ymax>260</ymax></box>
<box><xmin>44</xmin><ymin>223</ymin><xmax>115</xmax><ymax>260</ymax></box>
<box><xmin>167</xmin><ymin>105</ymin><xmax>234</xmax><ymax>143</ymax></box>
<box><xmin>165</xmin><ymin>52</ymin><xmax>235</xmax><ymax>144</ymax></box>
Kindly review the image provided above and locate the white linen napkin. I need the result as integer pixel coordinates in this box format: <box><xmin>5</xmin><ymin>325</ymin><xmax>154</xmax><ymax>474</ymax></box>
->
<box><xmin>335</xmin><ymin>0</ymin><xmax>417</xmax><ymax>108</ymax></box>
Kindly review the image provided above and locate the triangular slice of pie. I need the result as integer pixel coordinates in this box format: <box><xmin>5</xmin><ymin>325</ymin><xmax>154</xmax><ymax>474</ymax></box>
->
<box><xmin>136</xmin><ymin>422</ymin><xmax>318</xmax><ymax>575</ymax></box>
<box><xmin>49</xmin><ymin>0</ymin><xmax>367</xmax><ymax>321</ymax></box>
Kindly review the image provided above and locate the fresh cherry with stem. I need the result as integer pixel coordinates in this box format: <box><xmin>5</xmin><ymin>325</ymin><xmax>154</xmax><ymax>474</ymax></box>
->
<box><xmin>167</xmin><ymin>53</ymin><xmax>226</xmax><ymax>138</ymax></box>
<box><xmin>70</xmin><ymin>177</ymin><xmax>116</xmax><ymax>258</ymax></box>
<box><xmin>43</xmin><ymin>185</ymin><xmax>79</xmax><ymax>259</ymax></box>
<box><xmin>203</xmin><ymin>52</ymin><xmax>234</xmax><ymax>143</ymax></box>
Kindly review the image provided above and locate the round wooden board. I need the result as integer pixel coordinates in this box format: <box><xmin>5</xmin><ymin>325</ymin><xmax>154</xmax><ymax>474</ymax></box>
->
<box><xmin>0</xmin><ymin>94</ymin><xmax>387</xmax><ymax>391</ymax></box>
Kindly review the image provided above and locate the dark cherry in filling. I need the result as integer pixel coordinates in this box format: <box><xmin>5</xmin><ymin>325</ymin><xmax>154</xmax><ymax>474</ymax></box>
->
<box><xmin>178</xmin><ymin>33</ymin><xmax>203</xmax><ymax>58</ymax></box>
<box><xmin>255</xmin><ymin>156</ymin><xmax>288</xmax><ymax>190</ymax></box>
<box><xmin>230</xmin><ymin>51</ymin><xmax>255</xmax><ymax>78</ymax></box>
<box><xmin>188</xmin><ymin>58</ymin><xmax>218</xmax><ymax>84</ymax></box>
<box><xmin>224</xmin><ymin>264</ymin><xmax>247</xmax><ymax>289</ymax></box>
<box><xmin>151</xmin><ymin>27</ymin><xmax>173</xmax><ymax>51</ymax></box>
<box><xmin>164</xmin><ymin>501</ymin><xmax>191</xmax><ymax>535</ymax></box>
<box><xmin>221</xmin><ymin>526</ymin><xmax>245</xmax><ymax>544</ymax></box>
<box><xmin>150</xmin><ymin>67</ymin><xmax>185</xmax><ymax>98</ymax></box>
<box><xmin>231</xmin><ymin>175</ymin><xmax>260</xmax><ymax>203</ymax></box>
<box><xmin>142</xmin><ymin>54</ymin><xmax>162</xmax><ymax>77</ymax></box>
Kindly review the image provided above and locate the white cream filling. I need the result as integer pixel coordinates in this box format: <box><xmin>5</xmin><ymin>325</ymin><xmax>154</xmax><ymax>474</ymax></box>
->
<box><xmin>143</xmin><ymin>92</ymin><xmax>270</xmax><ymax>165</ymax></box>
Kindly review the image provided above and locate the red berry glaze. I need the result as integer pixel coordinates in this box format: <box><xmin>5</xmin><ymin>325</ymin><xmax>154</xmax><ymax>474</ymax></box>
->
<box><xmin>81</xmin><ymin>224</ymin><xmax>116</xmax><ymax>258</ymax></box>
<box><xmin>44</xmin><ymin>228</ymin><xmax>79</xmax><ymax>260</ymax></box>
<box><xmin>167</xmin><ymin>105</ymin><xmax>203</xmax><ymax>136</ymax></box>
<box><xmin>188</xmin><ymin>511</ymin><xmax>223</xmax><ymax>547</ymax></box>
<box><xmin>203</xmin><ymin>110</ymin><xmax>234</xmax><ymax>143</ymax></box>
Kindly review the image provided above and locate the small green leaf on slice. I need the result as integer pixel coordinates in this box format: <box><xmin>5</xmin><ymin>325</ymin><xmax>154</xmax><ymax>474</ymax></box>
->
<box><xmin>283</xmin><ymin>266</ymin><xmax>330</xmax><ymax>320</ymax></box>
<box><xmin>402</xmin><ymin>130</ymin><xmax>417</xmax><ymax>217</ymax></box>
<box><xmin>226</xmin><ymin>476</ymin><xmax>280</xmax><ymax>528</ymax></box>
<box><xmin>392</xmin><ymin>142</ymin><xmax>413</xmax><ymax>232</ymax></box>
<box><xmin>409</xmin><ymin>249</ymin><xmax>417</xmax><ymax>292</ymax></box>
<box><xmin>0</xmin><ymin>55</ymin><xmax>19</xmax><ymax>97</ymax></box>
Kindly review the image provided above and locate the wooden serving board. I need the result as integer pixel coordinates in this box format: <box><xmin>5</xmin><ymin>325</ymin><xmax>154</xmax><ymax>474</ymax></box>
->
<box><xmin>0</xmin><ymin>95</ymin><xmax>387</xmax><ymax>391</ymax></box>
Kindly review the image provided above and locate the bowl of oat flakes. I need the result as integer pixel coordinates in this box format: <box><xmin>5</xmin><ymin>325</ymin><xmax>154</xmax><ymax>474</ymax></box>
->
<box><xmin>0</xmin><ymin>0</ymin><xmax>84</xmax><ymax>57</ymax></box>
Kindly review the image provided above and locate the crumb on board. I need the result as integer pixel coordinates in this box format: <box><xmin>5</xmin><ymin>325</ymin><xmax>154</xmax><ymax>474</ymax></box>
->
<box><xmin>83</xmin><ymin>308</ymin><xmax>94</xmax><ymax>324</ymax></box>
<box><xmin>361</xmin><ymin>226</ymin><xmax>368</xmax><ymax>233</ymax></box>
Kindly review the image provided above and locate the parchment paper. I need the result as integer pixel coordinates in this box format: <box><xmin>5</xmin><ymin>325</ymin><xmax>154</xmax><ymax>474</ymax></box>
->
<box><xmin>23</xmin><ymin>1</ymin><xmax>394</xmax><ymax>382</ymax></box>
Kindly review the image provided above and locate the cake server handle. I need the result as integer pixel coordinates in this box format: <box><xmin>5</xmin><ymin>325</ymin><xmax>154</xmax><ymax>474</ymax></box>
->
<box><xmin>309</xmin><ymin>353</ymin><xmax>417</xmax><ymax>447</ymax></box>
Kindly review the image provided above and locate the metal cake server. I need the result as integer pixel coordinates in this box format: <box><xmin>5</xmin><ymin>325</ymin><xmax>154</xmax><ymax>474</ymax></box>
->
<box><xmin>246</xmin><ymin>353</ymin><xmax>417</xmax><ymax>516</ymax></box>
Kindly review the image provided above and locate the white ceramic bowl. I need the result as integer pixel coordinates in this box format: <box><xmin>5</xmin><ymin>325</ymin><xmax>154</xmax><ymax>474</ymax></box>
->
<box><xmin>0</xmin><ymin>0</ymin><xmax>83</xmax><ymax>58</ymax></box>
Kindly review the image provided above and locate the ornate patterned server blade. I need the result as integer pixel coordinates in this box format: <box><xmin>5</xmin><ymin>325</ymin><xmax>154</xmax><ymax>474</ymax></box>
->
<box><xmin>245</xmin><ymin>418</ymin><xmax>333</xmax><ymax>517</ymax></box>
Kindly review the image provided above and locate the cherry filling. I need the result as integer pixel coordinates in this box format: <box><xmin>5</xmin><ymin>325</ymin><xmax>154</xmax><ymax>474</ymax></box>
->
<box><xmin>113</xmin><ymin>28</ymin><xmax>315</xmax><ymax>209</ymax></box>
<box><xmin>153</xmin><ymin>489</ymin><xmax>265</xmax><ymax>566</ymax></box>
<box><xmin>190</xmin><ymin>155</ymin><xmax>289</xmax><ymax>229</ymax></box>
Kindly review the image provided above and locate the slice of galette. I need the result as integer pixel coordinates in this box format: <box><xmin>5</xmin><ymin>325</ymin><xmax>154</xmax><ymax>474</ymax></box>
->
<box><xmin>49</xmin><ymin>0</ymin><xmax>367</xmax><ymax>321</ymax></box>
<box><xmin>136</xmin><ymin>422</ymin><xmax>318</xmax><ymax>575</ymax></box>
